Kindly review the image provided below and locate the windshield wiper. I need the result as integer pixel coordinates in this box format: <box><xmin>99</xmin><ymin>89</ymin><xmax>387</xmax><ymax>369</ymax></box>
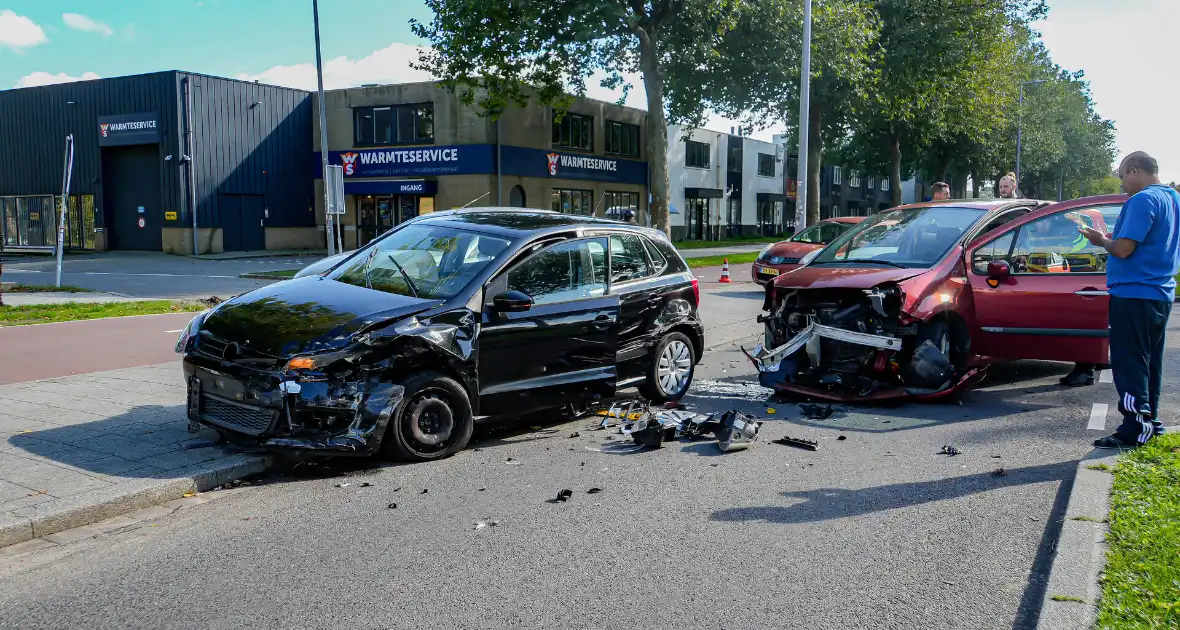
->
<box><xmin>844</xmin><ymin>259</ymin><xmax>908</xmax><ymax>268</ymax></box>
<box><xmin>386</xmin><ymin>254</ymin><xmax>420</xmax><ymax>298</ymax></box>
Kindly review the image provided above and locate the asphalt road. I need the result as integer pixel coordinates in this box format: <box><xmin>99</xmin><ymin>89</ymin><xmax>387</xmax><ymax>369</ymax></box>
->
<box><xmin>0</xmin><ymin>312</ymin><xmax>196</xmax><ymax>385</ymax></box>
<box><xmin>3</xmin><ymin>274</ymin><xmax>1163</xmax><ymax>628</ymax></box>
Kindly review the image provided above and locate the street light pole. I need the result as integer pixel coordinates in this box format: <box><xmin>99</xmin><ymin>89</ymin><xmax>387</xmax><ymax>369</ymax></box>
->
<box><xmin>1015</xmin><ymin>79</ymin><xmax>1047</xmax><ymax>186</ymax></box>
<box><xmin>794</xmin><ymin>0</ymin><xmax>812</xmax><ymax>233</ymax></box>
<box><xmin>313</xmin><ymin>0</ymin><xmax>336</xmax><ymax>256</ymax></box>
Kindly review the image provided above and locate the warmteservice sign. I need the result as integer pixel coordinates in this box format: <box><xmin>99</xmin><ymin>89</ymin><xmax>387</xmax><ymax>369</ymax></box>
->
<box><xmin>97</xmin><ymin>112</ymin><xmax>160</xmax><ymax>146</ymax></box>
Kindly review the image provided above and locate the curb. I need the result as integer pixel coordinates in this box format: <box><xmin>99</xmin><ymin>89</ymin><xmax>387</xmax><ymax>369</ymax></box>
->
<box><xmin>0</xmin><ymin>452</ymin><xmax>272</xmax><ymax>549</ymax></box>
<box><xmin>1036</xmin><ymin>448</ymin><xmax>1119</xmax><ymax>630</ymax></box>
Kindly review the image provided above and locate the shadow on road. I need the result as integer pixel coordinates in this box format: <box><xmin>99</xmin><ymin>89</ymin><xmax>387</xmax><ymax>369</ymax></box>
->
<box><xmin>709</xmin><ymin>459</ymin><xmax>1077</xmax><ymax>525</ymax></box>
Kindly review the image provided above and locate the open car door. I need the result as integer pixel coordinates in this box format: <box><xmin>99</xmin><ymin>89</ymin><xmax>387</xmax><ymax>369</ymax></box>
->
<box><xmin>964</xmin><ymin>202</ymin><xmax>1122</xmax><ymax>365</ymax></box>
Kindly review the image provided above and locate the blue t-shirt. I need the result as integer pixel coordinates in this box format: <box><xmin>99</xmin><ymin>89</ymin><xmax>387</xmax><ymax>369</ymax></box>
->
<box><xmin>1107</xmin><ymin>184</ymin><xmax>1180</xmax><ymax>302</ymax></box>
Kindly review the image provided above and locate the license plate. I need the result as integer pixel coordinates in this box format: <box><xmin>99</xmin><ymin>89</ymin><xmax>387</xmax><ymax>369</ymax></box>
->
<box><xmin>759</xmin><ymin>266</ymin><xmax>780</xmax><ymax>276</ymax></box>
<box><xmin>187</xmin><ymin>377</ymin><xmax>202</xmax><ymax>423</ymax></box>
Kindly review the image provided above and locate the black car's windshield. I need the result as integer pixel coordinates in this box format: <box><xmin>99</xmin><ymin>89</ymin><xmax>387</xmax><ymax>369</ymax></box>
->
<box><xmin>811</xmin><ymin>206</ymin><xmax>988</xmax><ymax>268</ymax></box>
<box><xmin>331</xmin><ymin>224</ymin><xmax>511</xmax><ymax>299</ymax></box>
<box><xmin>790</xmin><ymin>221</ymin><xmax>848</xmax><ymax>244</ymax></box>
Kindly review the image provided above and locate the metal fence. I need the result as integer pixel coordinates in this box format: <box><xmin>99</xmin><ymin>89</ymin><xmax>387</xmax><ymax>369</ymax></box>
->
<box><xmin>0</xmin><ymin>195</ymin><xmax>96</xmax><ymax>252</ymax></box>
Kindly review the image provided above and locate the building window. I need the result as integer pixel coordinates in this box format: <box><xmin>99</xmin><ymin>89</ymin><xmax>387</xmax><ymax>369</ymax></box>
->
<box><xmin>850</xmin><ymin>170</ymin><xmax>861</xmax><ymax>188</ymax></box>
<box><xmin>832</xmin><ymin>167</ymin><xmax>842</xmax><ymax>186</ymax></box>
<box><xmin>685</xmin><ymin>140</ymin><xmax>710</xmax><ymax>169</ymax></box>
<box><xmin>757</xmin><ymin>153</ymin><xmax>776</xmax><ymax>177</ymax></box>
<box><xmin>727</xmin><ymin>145</ymin><xmax>743</xmax><ymax>172</ymax></box>
<box><xmin>551</xmin><ymin>188</ymin><xmax>594</xmax><ymax>216</ymax></box>
<box><xmin>553</xmin><ymin>113</ymin><xmax>593</xmax><ymax>151</ymax></box>
<box><xmin>605</xmin><ymin>121</ymin><xmax>640</xmax><ymax>157</ymax></box>
<box><xmin>867</xmin><ymin>176</ymin><xmax>876</xmax><ymax>190</ymax></box>
<box><xmin>604</xmin><ymin>191</ymin><xmax>640</xmax><ymax>221</ymax></box>
<box><xmin>880</xmin><ymin>178</ymin><xmax>890</xmax><ymax>192</ymax></box>
<box><xmin>354</xmin><ymin>104</ymin><xmax>434</xmax><ymax>146</ymax></box>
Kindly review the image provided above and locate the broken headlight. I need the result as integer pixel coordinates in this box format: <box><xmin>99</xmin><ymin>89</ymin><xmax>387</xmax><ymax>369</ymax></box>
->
<box><xmin>285</xmin><ymin>349</ymin><xmax>358</xmax><ymax>373</ymax></box>
<box><xmin>174</xmin><ymin>311</ymin><xmax>205</xmax><ymax>353</ymax></box>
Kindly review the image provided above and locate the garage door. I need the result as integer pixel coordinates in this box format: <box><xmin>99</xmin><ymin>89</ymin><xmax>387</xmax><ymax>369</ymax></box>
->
<box><xmin>101</xmin><ymin>145</ymin><xmax>163</xmax><ymax>251</ymax></box>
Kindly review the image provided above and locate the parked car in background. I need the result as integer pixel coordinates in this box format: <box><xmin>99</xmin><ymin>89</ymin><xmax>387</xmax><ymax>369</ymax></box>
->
<box><xmin>176</xmin><ymin>209</ymin><xmax>704</xmax><ymax>462</ymax></box>
<box><xmin>751</xmin><ymin>217</ymin><xmax>864</xmax><ymax>285</ymax></box>
<box><xmin>747</xmin><ymin>194</ymin><xmax>1126</xmax><ymax>402</ymax></box>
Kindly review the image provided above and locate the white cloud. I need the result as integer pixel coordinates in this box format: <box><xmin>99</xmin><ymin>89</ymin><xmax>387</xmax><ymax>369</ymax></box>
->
<box><xmin>15</xmin><ymin>71</ymin><xmax>102</xmax><ymax>88</ymax></box>
<box><xmin>235</xmin><ymin>42</ymin><xmax>434</xmax><ymax>90</ymax></box>
<box><xmin>0</xmin><ymin>10</ymin><xmax>48</xmax><ymax>51</ymax></box>
<box><xmin>62</xmin><ymin>13</ymin><xmax>114</xmax><ymax>37</ymax></box>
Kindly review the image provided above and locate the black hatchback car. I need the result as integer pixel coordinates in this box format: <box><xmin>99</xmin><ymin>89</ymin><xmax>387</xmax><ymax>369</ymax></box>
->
<box><xmin>175</xmin><ymin>209</ymin><xmax>705</xmax><ymax>461</ymax></box>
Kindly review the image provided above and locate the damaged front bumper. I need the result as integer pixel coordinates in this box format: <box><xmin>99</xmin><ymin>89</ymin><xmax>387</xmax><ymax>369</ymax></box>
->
<box><xmin>182</xmin><ymin>358</ymin><xmax>404</xmax><ymax>456</ymax></box>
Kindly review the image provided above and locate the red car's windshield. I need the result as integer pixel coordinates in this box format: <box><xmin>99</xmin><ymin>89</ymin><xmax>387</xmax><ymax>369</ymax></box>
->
<box><xmin>789</xmin><ymin>221</ymin><xmax>849</xmax><ymax>245</ymax></box>
<box><xmin>811</xmin><ymin>206</ymin><xmax>988</xmax><ymax>268</ymax></box>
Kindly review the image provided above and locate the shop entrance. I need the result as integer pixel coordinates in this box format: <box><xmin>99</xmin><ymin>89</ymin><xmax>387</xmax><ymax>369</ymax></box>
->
<box><xmin>356</xmin><ymin>195</ymin><xmax>419</xmax><ymax>247</ymax></box>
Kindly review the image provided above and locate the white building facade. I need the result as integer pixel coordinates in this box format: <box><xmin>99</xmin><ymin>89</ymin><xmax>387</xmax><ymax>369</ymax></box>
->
<box><xmin>665</xmin><ymin>125</ymin><xmax>786</xmax><ymax>241</ymax></box>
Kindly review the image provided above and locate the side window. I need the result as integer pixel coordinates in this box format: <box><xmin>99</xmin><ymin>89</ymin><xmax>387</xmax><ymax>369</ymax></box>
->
<box><xmin>506</xmin><ymin>239</ymin><xmax>607</xmax><ymax>305</ymax></box>
<box><xmin>1007</xmin><ymin>211</ymin><xmax>1108</xmax><ymax>274</ymax></box>
<box><xmin>1095</xmin><ymin>204</ymin><xmax>1121</xmax><ymax>235</ymax></box>
<box><xmin>610</xmin><ymin>234</ymin><xmax>652</xmax><ymax>283</ymax></box>
<box><xmin>642</xmin><ymin>236</ymin><xmax>669</xmax><ymax>274</ymax></box>
<box><xmin>971</xmin><ymin>231</ymin><xmax>1015</xmax><ymax>274</ymax></box>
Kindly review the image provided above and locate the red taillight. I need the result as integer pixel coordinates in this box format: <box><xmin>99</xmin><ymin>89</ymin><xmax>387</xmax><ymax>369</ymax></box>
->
<box><xmin>691</xmin><ymin>278</ymin><xmax>700</xmax><ymax>305</ymax></box>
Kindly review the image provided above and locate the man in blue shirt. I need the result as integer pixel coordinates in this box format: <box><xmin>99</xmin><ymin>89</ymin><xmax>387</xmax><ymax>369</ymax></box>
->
<box><xmin>1080</xmin><ymin>151</ymin><xmax>1180</xmax><ymax>448</ymax></box>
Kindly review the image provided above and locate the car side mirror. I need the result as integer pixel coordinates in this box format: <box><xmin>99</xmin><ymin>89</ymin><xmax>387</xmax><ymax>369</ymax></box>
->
<box><xmin>492</xmin><ymin>290</ymin><xmax>533</xmax><ymax>313</ymax></box>
<box><xmin>987</xmin><ymin>260</ymin><xmax>1011</xmax><ymax>280</ymax></box>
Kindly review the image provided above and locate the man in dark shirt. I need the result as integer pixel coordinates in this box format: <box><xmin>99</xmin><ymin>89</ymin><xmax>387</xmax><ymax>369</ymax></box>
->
<box><xmin>1080</xmin><ymin>151</ymin><xmax>1180</xmax><ymax>447</ymax></box>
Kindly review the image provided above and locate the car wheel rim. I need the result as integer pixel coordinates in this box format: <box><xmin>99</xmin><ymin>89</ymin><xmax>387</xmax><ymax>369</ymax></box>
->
<box><xmin>406</xmin><ymin>390</ymin><xmax>454</xmax><ymax>452</ymax></box>
<box><xmin>657</xmin><ymin>340</ymin><xmax>692</xmax><ymax>395</ymax></box>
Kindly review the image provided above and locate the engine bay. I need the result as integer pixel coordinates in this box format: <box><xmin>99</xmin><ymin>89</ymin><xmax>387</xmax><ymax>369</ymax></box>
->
<box><xmin>748</xmin><ymin>284</ymin><xmax>957</xmax><ymax>398</ymax></box>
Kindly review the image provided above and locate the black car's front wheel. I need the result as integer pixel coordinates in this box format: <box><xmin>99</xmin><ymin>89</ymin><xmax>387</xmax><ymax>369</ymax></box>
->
<box><xmin>380</xmin><ymin>372</ymin><xmax>473</xmax><ymax>462</ymax></box>
<box><xmin>639</xmin><ymin>332</ymin><xmax>696</xmax><ymax>403</ymax></box>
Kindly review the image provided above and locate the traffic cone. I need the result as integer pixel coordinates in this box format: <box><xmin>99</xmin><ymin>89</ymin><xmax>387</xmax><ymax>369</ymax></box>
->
<box><xmin>719</xmin><ymin>258</ymin><xmax>732</xmax><ymax>283</ymax></box>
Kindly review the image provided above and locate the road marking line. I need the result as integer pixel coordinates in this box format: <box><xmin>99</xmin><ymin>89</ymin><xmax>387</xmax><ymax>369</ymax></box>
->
<box><xmin>77</xmin><ymin>272</ymin><xmax>239</xmax><ymax>279</ymax></box>
<box><xmin>1099</xmin><ymin>370</ymin><xmax>1113</xmax><ymax>383</ymax></box>
<box><xmin>1088</xmin><ymin>403</ymin><xmax>1108</xmax><ymax>431</ymax></box>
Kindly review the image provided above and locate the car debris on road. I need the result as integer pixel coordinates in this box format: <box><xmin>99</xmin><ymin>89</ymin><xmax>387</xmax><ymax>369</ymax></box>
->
<box><xmin>773</xmin><ymin>435</ymin><xmax>819</xmax><ymax>451</ymax></box>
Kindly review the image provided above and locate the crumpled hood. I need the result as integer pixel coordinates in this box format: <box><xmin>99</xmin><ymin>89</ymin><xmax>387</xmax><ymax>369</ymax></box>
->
<box><xmin>201</xmin><ymin>276</ymin><xmax>441</xmax><ymax>357</ymax></box>
<box><xmin>771</xmin><ymin>265</ymin><xmax>925</xmax><ymax>290</ymax></box>
<box><xmin>763</xmin><ymin>241</ymin><xmax>822</xmax><ymax>260</ymax></box>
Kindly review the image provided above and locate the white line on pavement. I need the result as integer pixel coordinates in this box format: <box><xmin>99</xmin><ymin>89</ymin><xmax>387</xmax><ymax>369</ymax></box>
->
<box><xmin>164</xmin><ymin>329</ymin><xmax>184</xmax><ymax>333</ymax></box>
<box><xmin>1087</xmin><ymin>403</ymin><xmax>1108</xmax><ymax>430</ymax></box>
<box><xmin>78</xmin><ymin>272</ymin><xmax>239</xmax><ymax>279</ymax></box>
<box><xmin>1099</xmin><ymin>370</ymin><xmax>1113</xmax><ymax>383</ymax></box>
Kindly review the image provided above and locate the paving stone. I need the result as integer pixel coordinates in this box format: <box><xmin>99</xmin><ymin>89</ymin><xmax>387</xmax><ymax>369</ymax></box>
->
<box><xmin>42</xmin><ymin>525</ymin><xmax>103</xmax><ymax>545</ymax></box>
<box><xmin>0</xmin><ymin>536</ymin><xmax>57</xmax><ymax>557</ymax></box>
<box><xmin>135</xmin><ymin>447</ymin><xmax>226</xmax><ymax>473</ymax></box>
<box><xmin>87</xmin><ymin>515</ymin><xmax>140</xmax><ymax>534</ymax></box>
<box><xmin>0</xmin><ymin>490</ymin><xmax>56</xmax><ymax>513</ymax></box>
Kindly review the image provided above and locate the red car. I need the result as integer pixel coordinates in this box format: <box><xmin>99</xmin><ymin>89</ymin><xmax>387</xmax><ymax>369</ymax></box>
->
<box><xmin>746</xmin><ymin>194</ymin><xmax>1126</xmax><ymax>402</ymax></box>
<box><xmin>751</xmin><ymin>217</ymin><xmax>865</xmax><ymax>286</ymax></box>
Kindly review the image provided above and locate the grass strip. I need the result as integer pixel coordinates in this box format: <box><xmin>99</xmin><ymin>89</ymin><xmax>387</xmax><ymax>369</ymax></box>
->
<box><xmin>0</xmin><ymin>300</ymin><xmax>204</xmax><ymax>326</ymax></box>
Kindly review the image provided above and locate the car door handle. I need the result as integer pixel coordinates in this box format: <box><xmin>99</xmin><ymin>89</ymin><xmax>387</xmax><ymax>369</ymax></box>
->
<box><xmin>1075</xmin><ymin>289</ymin><xmax>1109</xmax><ymax>297</ymax></box>
<box><xmin>593</xmin><ymin>314</ymin><xmax>616</xmax><ymax>329</ymax></box>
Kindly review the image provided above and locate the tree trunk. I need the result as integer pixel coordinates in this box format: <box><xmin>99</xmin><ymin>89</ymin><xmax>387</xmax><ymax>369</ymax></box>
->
<box><xmin>889</xmin><ymin>128</ymin><xmax>903</xmax><ymax>207</ymax></box>
<box><xmin>971</xmin><ymin>171</ymin><xmax>980</xmax><ymax>198</ymax></box>
<box><xmin>806</xmin><ymin>104</ymin><xmax>823</xmax><ymax>226</ymax></box>
<box><xmin>639</xmin><ymin>35</ymin><xmax>670</xmax><ymax>236</ymax></box>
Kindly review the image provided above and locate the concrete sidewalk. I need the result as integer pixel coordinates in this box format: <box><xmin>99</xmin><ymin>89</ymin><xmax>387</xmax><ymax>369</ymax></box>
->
<box><xmin>1</xmin><ymin>291</ymin><xmax>148</xmax><ymax>306</ymax></box>
<box><xmin>0</xmin><ymin>363</ymin><xmax>270</xmax><ymax>548</ymax></box>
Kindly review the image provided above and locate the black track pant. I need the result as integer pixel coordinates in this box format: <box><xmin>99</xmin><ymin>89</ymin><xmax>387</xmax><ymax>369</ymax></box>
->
<box><xmin>1109</xmin><ymin>296</ymin><xmax>1172</xmax><ymax>444</ymax></box>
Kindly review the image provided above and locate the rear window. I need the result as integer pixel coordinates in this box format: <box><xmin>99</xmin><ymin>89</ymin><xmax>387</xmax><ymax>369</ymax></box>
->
<box><xmin>646</xmin><ymin>235</ymin><xmax>688</xmax><ymax>274</ymax></box>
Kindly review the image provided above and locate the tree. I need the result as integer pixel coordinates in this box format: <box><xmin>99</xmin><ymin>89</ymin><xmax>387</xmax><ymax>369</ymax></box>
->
<box><xmin>709</xmin><ymin>0</ymin><xmax>879</xmax><ymax>226</ymax></box>
<box><xmin>841</xmin><ymin>0</ymin><xmax>1044</xmax><ymax>205</ymax></box>
<box><xmin>411</xmin><ymin>0</ymin><xmax>786</xmax><ymax>235</ymax></box>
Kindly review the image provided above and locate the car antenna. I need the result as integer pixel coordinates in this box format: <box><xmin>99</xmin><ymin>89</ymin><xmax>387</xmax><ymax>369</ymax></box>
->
<box><xmin>460</xmin><ymin>192</ymin><xmax>490</xmax><ymax>208</ymax></box>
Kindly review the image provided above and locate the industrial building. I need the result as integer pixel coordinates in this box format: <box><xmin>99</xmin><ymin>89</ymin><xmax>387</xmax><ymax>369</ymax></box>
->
<box><xmin>313</xmin><ymin>81</ymin><xmax>650</xmax><ymax>249</ymax></box>
<box><xmin>0</xmin><ymin>71</ymin><xmax>315</xmax><ymax>254</ymax></box>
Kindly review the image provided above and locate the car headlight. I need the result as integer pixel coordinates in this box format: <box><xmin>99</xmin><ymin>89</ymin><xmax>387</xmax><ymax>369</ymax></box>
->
<box><xmin>174</xmin><ymin>311</ymin><xmax>205</xmax><ymax>353</ymax></box>
<box><xmin>799</xmin><ymin>250</ymin><xmax>821</xmax><ymax>266</ymax></box>
<box><xmin>284</xmin><ymin>349</ymin><xmax>355</xmax><ymax>372</ymax></box>
<box><xmin>758</xmin><ymin>245</ymin><xmax>775</xmax><ymax>260</ymax></box>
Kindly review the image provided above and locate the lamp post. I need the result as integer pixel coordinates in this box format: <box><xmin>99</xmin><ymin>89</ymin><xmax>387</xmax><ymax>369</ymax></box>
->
<box><xmin>313</xmin><ymin>0</ymin><xmax>336</xmax><ymax>256</ymax></box>
<box><xmin>1015</xmin><ymin>79</ymin><xmax>1047</xmax><ymax>186</ymax></box>
<box><xmin>794</xmin><ymin>0</ymin><xmax>812</xmax><ymax>232</ymax></box>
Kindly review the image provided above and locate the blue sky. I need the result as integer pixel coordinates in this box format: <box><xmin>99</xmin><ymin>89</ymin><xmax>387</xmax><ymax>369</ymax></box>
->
<box><xmin>1</xmin><ymin>0</ymin><xmax>1176</xmax><ymax>181</ymax></box>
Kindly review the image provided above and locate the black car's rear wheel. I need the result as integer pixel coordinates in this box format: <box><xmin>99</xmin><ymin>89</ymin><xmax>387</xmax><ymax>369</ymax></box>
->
<box><xmin>380</xmin><ymin>372</ymin><xmax>473</xmax><ymax>462</ymax></box>
<box><xmin>639</xmin><ymin>332</ymin><xmax>696</xmax><ymax>404</ymax></box>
